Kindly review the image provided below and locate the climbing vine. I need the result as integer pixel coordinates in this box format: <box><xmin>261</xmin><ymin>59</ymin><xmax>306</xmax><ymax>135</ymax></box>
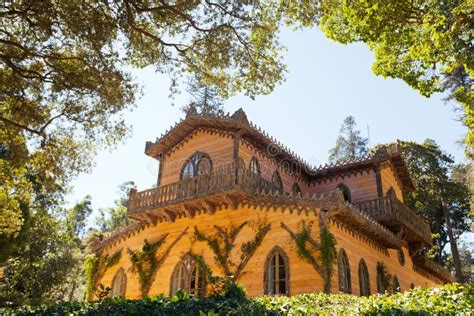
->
<box><xmin>84</xmin><ymin>249</ymin><xmax>122</xmax><ymax>300</ymax></box>
<box><xmin>194</xmin><ymin>220</ymin><xmax>271</xmax><ymax>280</ymax></box>
<box><xmin>281</xmin><ymin>217</ymin><xmax>337</xmax><ymax>293</ymax></box>
<box><xmin>128</xmin><ymin>228</ymin><xmax>188</xmax><ymax>296</ymax></box>
<box><xmin>376</xmin><ymin>262</ymin><xmax>394</xmax><ymax>294</ymax></box>
<box><xmin>190</xmin><ymin>253</ymin><xmax>247</xmax><ymax>299</ymax></box>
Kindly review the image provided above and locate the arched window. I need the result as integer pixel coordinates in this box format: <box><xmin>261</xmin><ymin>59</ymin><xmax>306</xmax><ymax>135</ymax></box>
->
<box><xmin>338</xmin><ymin>249</ymin><xmax>351</xmax><ymax>293</ymax></box>
<box><xmin>397</xmin><ymin>249</ymin><xmax>405</xmax><ymax>266</ymax></box>
<box><xmin>291</xmin><ymin>183</ymin><xmax>301</xmax><ymax>196</ymax></box>
<box><xmin>392</xmin><ymin>275</ymin><xmax>400</xmax><ymax>293</ymax></box>
<box><xmin>358</xmin><ymin>259</ymin><xmax>370</xmax><ymax>296</ymax></box>
<box><xmin>170</xmin><ymin>255</ymin><xmax>206</xmax><ymax>296</ymax></box>
<box><xmin>264</xmin><ymin>246</ymin><xmax>289</xmax><ymax>295</ymax></box>
<box><xmin>181</xmin><ymin>152</ymin><xmax>212</xmax><ymax>180</ymax></box>
<box><xmin>336</xmin><ymin>183</ymin><xmax>351</xmax><ymax>202</ymax></box>
<box><xmin>249</xmin><ymin>157</ymin><xmax>261</xmax><ymax>175</ymax></box>
<box><xmin>272</xmin><ymin>171</ymin><xmax>283</xmax><ymax>191</ymax></box>
<box><xmin>376</xmin><ymin>263</ymin><xmax>387</xmax><ymax>294</ymax></box>
<box><xmin>171</xmin><ymin>262</ymin><xmax>186</xmax><ymax>295</ymax></box>
<box><xmin>189</xmin><ymin>264</ymin><xmax>205</xmax><ymax>296</ymax></box>
<box><xmin>111</xmin><ymin>268</ymin><xmax>127</xmax><ymax>297</ymax></box>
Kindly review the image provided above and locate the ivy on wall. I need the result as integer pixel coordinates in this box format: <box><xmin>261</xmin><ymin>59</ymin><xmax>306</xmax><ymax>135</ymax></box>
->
<box><xmin>376</xmin><ymin>261</ymin><xmax>396</xmax><ymax>294</ymax></box>
<box><xmin>128</xmin><ymin>228</ymin><xmax>188</xmax><ymax>296</ymax></box>
<box><xmin>194</xmin><ymin>221</ymin><xmax>271</xmax><ymax>280</ymax></box>
<box><xmin>84</xmin><ymin>249</ymin><xmax>122</xmax><ymax>300</ymax></box>
<box><xmin>282</xmin><ymin>215</ymin><xmax>337</xmax><ymax>293</ymax></box>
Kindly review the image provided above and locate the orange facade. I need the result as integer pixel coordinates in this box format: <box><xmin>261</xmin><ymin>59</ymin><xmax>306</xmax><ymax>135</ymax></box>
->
<box><xmin>92</xmin><ymin>110</ymin><xmax>451</xmax><ymax>300</ymax></box>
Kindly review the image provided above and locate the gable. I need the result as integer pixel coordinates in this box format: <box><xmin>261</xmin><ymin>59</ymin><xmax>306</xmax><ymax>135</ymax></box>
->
<box><xmin>159</xmin><ymin>129</ymin><xmax>234</xmax><ymax>185</ymax></box>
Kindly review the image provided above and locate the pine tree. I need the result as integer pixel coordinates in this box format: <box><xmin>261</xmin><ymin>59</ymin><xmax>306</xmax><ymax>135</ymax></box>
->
<box><xmin>328</xmin><ymin>116</ymin><xmax>369</xmax><ymax>163</ymax></box>
<box><xmin>182</xmin><ymin>75</ymin><xmax>225</xmax><ymax>116</ymax></box>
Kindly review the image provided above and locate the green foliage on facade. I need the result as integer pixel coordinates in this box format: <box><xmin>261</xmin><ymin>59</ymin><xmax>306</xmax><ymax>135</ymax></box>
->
<box><xmin>2</xmin><ymin>283</ymin><xmax>472</xmax><ymax>315</ymax></box>
<box><xmin>128</xmin><ymin>236</ymin><xmax>168</xmax><ymax>296</ymax></box>
<box><xmin>84</xmin><ymin>249</ymin><xmax>122</xmax><ymax>300</ymax></box>
<box><xmin>281</xmin><ymin>220</ymin><xmax>337</xmax><ymax>293</ymax></box>
<box><xmin>194</xmin><ymin>221</ymin><xmax>271</xmax><ymax>280</ymax></box>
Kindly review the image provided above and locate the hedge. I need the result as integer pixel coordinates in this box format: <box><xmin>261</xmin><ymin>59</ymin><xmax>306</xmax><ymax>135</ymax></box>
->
<box><xmin>1</xmin><ymin>283</ymin><xmax>472</xmax><ymax>315</ymax></box>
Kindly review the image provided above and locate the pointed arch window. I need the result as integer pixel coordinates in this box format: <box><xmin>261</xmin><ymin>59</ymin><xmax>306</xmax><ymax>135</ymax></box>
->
<box><xmin>336</xmin><ymin>183</ymin><xmax>351</xmax><ymax>202</ymax></box>
<box><xmin>358</xmin><ymin>259</ymin><xmax>370</xmax><ymax>296</ymax></box>
<box><xmin>291</xmin><ymin>183</ymin><xmax>301</xmax><ymax>196</ymax></box>
<box><xmin>181</xmin><ymin>152</ymin><xmax>212</xmax><ymax>180</ymax></box>
<box><xmin>272</xmin><ymin>171</ymin><xmax>283</xmax><ymax>191</ymax></box>
<box><xmin>376</xmin><ymin>263</ymin><xmax>387</xmax><ymax>294</ymax></box>
<box><xmin>170</xmin><ymin>255</ymin><xmax>206</xmax><ymax>296</ymax></box>
<box><xmin>111</xmin><ymin>268</ymin><xmax>127</xmax><ymax>297</ymax></box>
<box><xmin>338</xmin><ymin>249</ymin><xmax>351</xmax><ymax>293</ymax></box>
<box><xmin>171</xmin><ymin>262</ymin><xmax>186</xmax><ymax>294</ymax></box>
<box><xmin>264</xmin><ymin>246</ymin><xmax>289</xmax><ymax>295</ymax></box>
<box><xmin>249</xmin><ymin>157</ymin><xmax>261</xmax><ymax>175</ymax></box>
<box><xmin>392</xmin><ymin>275</ymin><xmax>400</xmax><ymax>293</ymax></box>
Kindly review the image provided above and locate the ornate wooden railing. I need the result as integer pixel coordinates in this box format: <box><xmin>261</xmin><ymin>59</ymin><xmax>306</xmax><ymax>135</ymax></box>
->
<box><xmin>352</xmin><ymin>192</ymin><xmax>432</xmax><ymax>245</ymax></box>
<box><xmin>128</xmin><ymin>163</ymin><xmax>281</xmax><ymax>214</ymax></box>
<box><xmin>128</xmin><ymin>164</ymin><xmax>429</xmax><ymax>247</ymax></box>
<box><xmin>412</xmin><ymin>255</ymin><xmax>454</xmax><ymax>283</ymax></box>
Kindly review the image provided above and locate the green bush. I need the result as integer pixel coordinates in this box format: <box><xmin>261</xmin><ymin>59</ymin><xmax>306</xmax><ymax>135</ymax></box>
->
<box><xmin>1</xmin><ymin>283</ymin><xmax>472</xmax><ymax>315</ymax></box>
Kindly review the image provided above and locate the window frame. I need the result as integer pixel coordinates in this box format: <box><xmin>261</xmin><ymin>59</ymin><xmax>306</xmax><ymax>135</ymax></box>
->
<box><xmin>272</xmin><ymin>170</ymin><xmax>283</xmax><ymax>191</ymax></box>
<box><xmin>392</xmin><ymin>275</ymin><xmax>400</xmax><ymax>293</ymax></box>
<box><xmin>336</xmin><ymin>183</ymin><xmax>352</xmax><ymax>203</ymax></box>
<box><xmin>170</xmin><ymin>254</ymin><xmax>206</xmax><ymax>296</ymax></box>
<box><xmin>111</xmin><ymin>267</ymin><xmax>127</xmax><ymax>297</ymax></box>
<box><xmin>264</xmin><ymin>246</ymin><xmax>290</xmax><ymax>296</ymax></box>
<box><xmin>180</xmin><ymin>152</ymin><xmax>212</xmax><ymax>180</ymax></box>
<box><xmin>291</xmin><ymin>183</ymin><xmax>301</xmax><ymax>196</ymax></box>
<box><xmin>338</xmin><ymin>249</ymin><xmax>352</xmax><ymax>293</ymax></box>
<box><xmin>358</xmin><ymin>259</ymin><xmax>371</xmax><ymax>296</ymax></box>
<box><xmin>249</xmin><ymin>157</ymin><xmax>261</xmax><ymax>175</ymax></box>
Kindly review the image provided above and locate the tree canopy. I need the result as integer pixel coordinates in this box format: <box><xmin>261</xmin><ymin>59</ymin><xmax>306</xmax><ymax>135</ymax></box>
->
<box><xmin>0</xmin><ymin>0</ymin><xmax>319</xmax><ymax>247</ymax></box>
<box><xmin>328</xmin><ymin>116</ymin><xmax>369</xmax><ymax>163</ymax></box>
<box><xmin>317</xmin><ymin>0</ymin><xmax>473</xmax><ymax>153</ymax></box>
<box><xmin>398</xmin><ymin>139</ymin><xmax>471</xmax><ymax>281</ymax></box>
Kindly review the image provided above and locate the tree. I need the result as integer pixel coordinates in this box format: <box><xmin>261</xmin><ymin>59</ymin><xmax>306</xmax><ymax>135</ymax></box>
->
<box><xmin>0</xmin><ymin>196</ymin><xmax>92</xmax><ymax>306</ymax></box>
<box><xmin>181</xmin><ymin>75</ymin><xmax>225</xmax><ymax>116</ymax></box>
<box><xmin>445</xmin><ymin>239</ymin><xmax>474</xmax><ymax>285</ymax></box>
<box><xmin>400</xmin><ymin>140</ymin><xmax>471</xmax><ymax>282</ymax></box>
<box><xmin>328</xmin><ymin>116</ymin><xmax>368</xmax><ymax>163</ymax></box>
<box><xmin>95</xmin><ymin>181</ymin><xmax>135</xmax><ymax>233</ymax></box>
<box><xmin>316</xmin><ymin>0</ymin><xmax>473</xmax><ymax>154</ymax></box>
<box><xmin>1</xmin><ymin>1</ymin><xmax>309</xmax><ymax>259</ymax></box>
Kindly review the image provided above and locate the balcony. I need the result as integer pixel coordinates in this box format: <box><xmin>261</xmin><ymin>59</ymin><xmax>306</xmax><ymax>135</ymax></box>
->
<box><xmin>127</xmin><ymin>164</ymin><xmax>414</xmax><ymax>249</ymax></box>
<box><xmin>127</xmin><ymin>163</ymin><xmax>281</xmax><ymax>221</ymax></box>
<box><xmin>352</xmin><ymin>191</ymin><xmax>432</xmax><ymax>247</ymax></box>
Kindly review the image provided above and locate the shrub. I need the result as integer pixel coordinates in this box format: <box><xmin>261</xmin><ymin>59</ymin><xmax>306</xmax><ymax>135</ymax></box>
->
<box><xmin>1</xmin><ymin>283</ymin><xmax>472</xmax><ymax>315</ymax></box>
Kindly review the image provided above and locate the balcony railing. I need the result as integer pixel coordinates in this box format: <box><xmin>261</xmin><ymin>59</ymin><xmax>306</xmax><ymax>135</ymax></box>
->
<box><xmin>128</xmin><ymin>163</ymin><xmax>281</xmax><ymax>214</ymax></box>
<box><xmin>128</xmin><ymin>163</ymin><xmax>431</xmax><ymax>247</ymax></box>
<box><xmin>352</xmin><ymin>191</ymin><xmax>432</xmax><ymax>245</ymax></box>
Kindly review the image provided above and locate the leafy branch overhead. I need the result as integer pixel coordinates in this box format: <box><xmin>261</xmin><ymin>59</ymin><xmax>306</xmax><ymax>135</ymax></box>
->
<box><xmin>127</xmin><ymin>228</ymin><xmax>188</xmax><ymax>296</ymax></box>
<box><xmin>194</xmin><ymin>221</ymin><xmax>271</xmax><ymax>280</ymax></box>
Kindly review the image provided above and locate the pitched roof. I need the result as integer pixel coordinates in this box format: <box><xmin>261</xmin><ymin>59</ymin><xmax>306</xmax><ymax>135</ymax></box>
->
<box><xmin>145</xmin><ymin>107</ymin><xmax>415</xmax><ymax>190</ymax></box>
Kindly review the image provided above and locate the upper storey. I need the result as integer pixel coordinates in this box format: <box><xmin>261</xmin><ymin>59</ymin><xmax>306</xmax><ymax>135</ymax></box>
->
<box><xmin>130</xmin><ymin>108</ymin><xmax>430</xmax><ymax>249</ymax></box>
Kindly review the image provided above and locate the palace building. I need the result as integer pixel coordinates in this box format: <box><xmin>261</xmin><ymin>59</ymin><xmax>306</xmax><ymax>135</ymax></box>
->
<box><xmin>89</xmin><ymin>108</ymin><xmax>452</xmax><ymax>300</ymax></box>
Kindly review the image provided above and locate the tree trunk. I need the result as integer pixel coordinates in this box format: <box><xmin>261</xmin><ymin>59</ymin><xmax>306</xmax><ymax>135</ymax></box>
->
<box><xmin>68</xmin><ymin>280</ymin><xmax>77</xmax><ymax>301</ymax></box>
<box><xmin>441</xmin><ymin>196</ymin><xmax>463</xmax><ymax>282</ymax></box>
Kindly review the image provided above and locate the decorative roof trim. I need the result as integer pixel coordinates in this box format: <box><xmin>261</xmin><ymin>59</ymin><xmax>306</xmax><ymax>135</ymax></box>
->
<box><xmin>145</xmin><ymin>109</ymin><xmax>415</xmax><ymax>191</ymax></box>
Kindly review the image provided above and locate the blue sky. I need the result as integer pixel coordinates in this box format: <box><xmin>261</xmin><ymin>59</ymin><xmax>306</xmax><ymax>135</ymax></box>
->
<box><xmin>67</xmin><ymin>27</ymin><xmax>468</xmax><ymax>231</ymax></box>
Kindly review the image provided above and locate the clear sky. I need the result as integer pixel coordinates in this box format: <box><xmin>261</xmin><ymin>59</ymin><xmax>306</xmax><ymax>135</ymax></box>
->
<box><xmin>67</xmin><ymin>27</ymin><xmax>468</xmax><ymax>232</ymax></box>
